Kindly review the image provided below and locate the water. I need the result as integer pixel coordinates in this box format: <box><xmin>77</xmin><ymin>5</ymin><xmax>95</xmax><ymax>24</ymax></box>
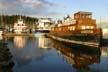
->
<box><xmin>5</xmin><ymin>35</ymin><xmax>108</xmax><ymax>72</ymax></box>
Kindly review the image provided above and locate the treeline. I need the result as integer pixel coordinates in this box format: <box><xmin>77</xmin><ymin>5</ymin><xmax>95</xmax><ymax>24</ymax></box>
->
<box><xmin>0</xmin><ymin>15</ymin><xmax>38</xmax><ymax>28</ymax></box>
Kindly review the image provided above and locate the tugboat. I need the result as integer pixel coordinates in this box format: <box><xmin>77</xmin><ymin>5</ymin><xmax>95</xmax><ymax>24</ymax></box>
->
<box><xmin>50</xmin><ymin>11</ymin><xmax>101</xmax><ymax>43</ymax></box>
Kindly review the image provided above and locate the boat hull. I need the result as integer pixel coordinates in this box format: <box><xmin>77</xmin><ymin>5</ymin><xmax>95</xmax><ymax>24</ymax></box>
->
<box><xmin>50</xmin><ymin>29</ymin><xmax>101</xmax><ymax>43</ymax></box>
<box><xmin>35</xmin><ymin>30</ymin><xmax>49</xmax><ymax>33</ymax></box>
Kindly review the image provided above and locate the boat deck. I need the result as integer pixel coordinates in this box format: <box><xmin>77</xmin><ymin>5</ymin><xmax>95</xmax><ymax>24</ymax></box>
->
<box><xmin>47</xmin><ymin>34</ymin><xmax>100</xmax><ymax>48</ymax></box>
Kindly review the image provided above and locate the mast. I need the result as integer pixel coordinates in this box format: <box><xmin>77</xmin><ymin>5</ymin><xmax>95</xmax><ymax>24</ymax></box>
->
<box><xmin>100</xmin><ymin>16</ymin><xmax>101</xmax><ymax>29</ymax></box>
<box><xmin>0</xmin><ymin>10</ymin><xmax>3</xmax><ymax>28</ymax></box>
<box><xmin>99</xmin><ymin>16</ymin><xmax>103</xmax><ymax>47</ymax></box>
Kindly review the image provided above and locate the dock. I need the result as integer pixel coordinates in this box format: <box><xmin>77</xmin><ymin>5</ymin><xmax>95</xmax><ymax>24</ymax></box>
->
<box><xmin>46</xmin><ymin>34</ymin><xmax>100</xmax><ymax>48</ymax></box>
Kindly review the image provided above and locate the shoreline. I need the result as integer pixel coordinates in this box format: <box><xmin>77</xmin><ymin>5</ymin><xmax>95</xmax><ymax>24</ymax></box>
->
<box><xmin>5</xmin><ymin>32</ymin><xmax>35</xmax><ymax>37</ymax></box>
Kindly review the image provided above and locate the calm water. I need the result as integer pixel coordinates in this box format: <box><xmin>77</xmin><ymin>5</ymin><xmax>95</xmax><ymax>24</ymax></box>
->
<box><xmin>4</xmin><ymin>35</ymin><xmax>108</xmax><ymax>72</ymax></box>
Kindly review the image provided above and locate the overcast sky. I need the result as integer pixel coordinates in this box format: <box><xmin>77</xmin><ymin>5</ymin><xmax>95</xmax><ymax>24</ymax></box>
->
<box><xmin>0</xmin><ymin>0</ymin><xmax>108</xmax><ymax>22</ymax></box>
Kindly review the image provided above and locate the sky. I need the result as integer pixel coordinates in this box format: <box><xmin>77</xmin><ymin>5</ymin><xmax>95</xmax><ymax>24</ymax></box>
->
<box><xmin>0</xmin><ymin>0</ymin><xmax>108</xmax><ymax>22</ymax></box>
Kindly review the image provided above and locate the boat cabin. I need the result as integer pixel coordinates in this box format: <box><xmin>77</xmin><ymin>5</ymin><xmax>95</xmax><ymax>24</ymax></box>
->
<box><xmin>74</xmin><ymin>11</ymin><xmax>97</xmax><ymax>30</ymax></box>
<box><xmin>50</xmin><ymin>11</ymin><xmax>100</xmax><ymax>35</ymax></box>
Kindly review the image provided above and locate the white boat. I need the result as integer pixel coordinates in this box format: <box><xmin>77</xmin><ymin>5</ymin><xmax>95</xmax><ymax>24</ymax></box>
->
<box><xmin>36</xmin><ymin>18</ymin><xmax>52</xmax><ymax>33</ymax></box>
<box><xmin>13</xmin><ymin>16</ymin><xmax>27</xmax><ymax>34</ymax></box>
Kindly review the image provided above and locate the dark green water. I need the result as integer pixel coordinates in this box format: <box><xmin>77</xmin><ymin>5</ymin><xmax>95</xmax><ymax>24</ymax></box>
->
<box><xmin>3</xmin><ymin>35</ymin><xmax>108</xmax><ymax>72</ymax></box>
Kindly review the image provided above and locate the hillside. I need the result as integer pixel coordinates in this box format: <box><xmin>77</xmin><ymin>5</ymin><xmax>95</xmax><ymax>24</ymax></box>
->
<box><xmin>0</xmin><ymin>15</ymin><xmax>38</xmax><ymax>28</ymax></box>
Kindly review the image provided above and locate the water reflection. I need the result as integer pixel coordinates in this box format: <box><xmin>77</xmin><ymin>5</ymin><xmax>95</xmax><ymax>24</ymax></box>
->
<box><xmin>37</xmin><ymin>35</ymin><xmax>52</xmax><ymax>49</ymax></box>
<box><xmin>7</xmin><ymin>35</ymin><xmax>108</xmax><ymax>72</ymax></box>
<box><xmin>53</xmin><ymin>41</ymin><xmax>101</xmax><ymax>70</ymax></box>
<box><xmin>8</xmin><ymin>36</ymin><xmax>57</xmax><ymax>72</ymax></box>
<box><xmin>0</xmin><ymin>35</ymin><xmax>3</xmax><ymax>40</ymax></box>
<box><xmin>101</xmin><ymin>47</ymin><xmax>108</xmax><ymax>57</ymax></box>
<box><xmin>14</xmin><ymin>36</ymin><xmax>27</xmax><ymax>48</ymax></box>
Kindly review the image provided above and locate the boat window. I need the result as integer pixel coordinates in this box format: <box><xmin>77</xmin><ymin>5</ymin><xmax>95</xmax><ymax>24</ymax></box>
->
<box><xmin>73</xmin><ymin>26</ymin><xmax>75</xmax><ymax>30</ymax></box>
<box><xmin>90</xmin><ymin>26</ymin><xmax>94</xmax><ymax>29</ymax></box>
<box><xmin>86</xmin><ymin>26</ymin><xmax>90</xmax><ymax>29</ymax></box>
<box><xmin>81</xmin><ymin>26</ymin><xmax>86</xmax><ymax>29</ymax></box>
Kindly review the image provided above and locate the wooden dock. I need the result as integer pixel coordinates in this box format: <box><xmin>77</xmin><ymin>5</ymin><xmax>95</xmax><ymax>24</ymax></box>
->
<box><xmin>46</xmin><ymin>34</ymin><xmax>100</xmax><ymax>48</ymax></box>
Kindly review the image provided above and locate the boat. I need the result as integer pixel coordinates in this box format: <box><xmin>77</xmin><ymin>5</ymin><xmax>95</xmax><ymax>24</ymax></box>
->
<box><xmin>49</xmin><ymin>11</ymin><xmax>101</xmax><ymax>44</ymax></box>
<box><xmin>36</xmin><ymin>18</ymin><xmax>53</xmax><ymax>33</ymax></box>
<box><xmin>13</xmin><ymin>16</ymin><xmax>28</xmax><ymax>34</ymax></box>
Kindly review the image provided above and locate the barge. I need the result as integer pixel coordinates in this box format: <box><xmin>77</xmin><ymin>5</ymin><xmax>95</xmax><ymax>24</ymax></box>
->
<box><xmin>50</xmin><ymin>11</ymin><xmax>101</xmax><ymax>44</ymax></box>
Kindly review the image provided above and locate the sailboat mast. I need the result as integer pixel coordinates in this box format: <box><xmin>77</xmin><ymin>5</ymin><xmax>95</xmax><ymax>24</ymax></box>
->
<box><xmin>0</xmin><ymin>10</ymin><xmax>3</xmax><ymax>28</ymax></box>
<box><xmin>100</xmin><ymin>16</ymin><xmax>102</xmax><ymax>28</ymax></box>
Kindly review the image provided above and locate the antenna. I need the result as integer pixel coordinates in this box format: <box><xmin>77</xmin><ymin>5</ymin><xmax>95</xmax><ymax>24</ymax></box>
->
<box><xmin>100</xmin><ymin>16</ymin><xmax>101</xmax><ymax>29</ymax></box>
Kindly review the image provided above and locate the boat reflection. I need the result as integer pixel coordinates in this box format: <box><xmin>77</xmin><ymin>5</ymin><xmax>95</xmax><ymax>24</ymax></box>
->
<box><xmin>53</xmin><ymin>41</ymin><xmax>101</xmax><ymax>70</ymax></box>
<box><xmin>101</xmin><ymin>47</ymin><xmax>108</xmax><ymax>57</ymax></box>
<box><xmin>14</xmin><ymin>36</ymin><xmax>27</xmax><ymax>48</ymax></box>
<box><xmin>0</xmin><ymin>34</ymin><xmax>3</xmax><ymax>40</ymax></box>
<box><xmin>8</xmin><ymin>36</ymin><xmax>52</xmax><ymax>70</ymax></box>
<box><xmin>37</xmin><ymin>35</ymin><xmax>53</xmax><ymax>49</ymax></box>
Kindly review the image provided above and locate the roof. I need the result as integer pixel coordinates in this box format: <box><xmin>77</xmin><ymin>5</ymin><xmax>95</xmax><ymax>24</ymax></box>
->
<box><xmin>75</xmin><ymin>11</ymin><xmax>92</xmax><ymax>15</ymax></box>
